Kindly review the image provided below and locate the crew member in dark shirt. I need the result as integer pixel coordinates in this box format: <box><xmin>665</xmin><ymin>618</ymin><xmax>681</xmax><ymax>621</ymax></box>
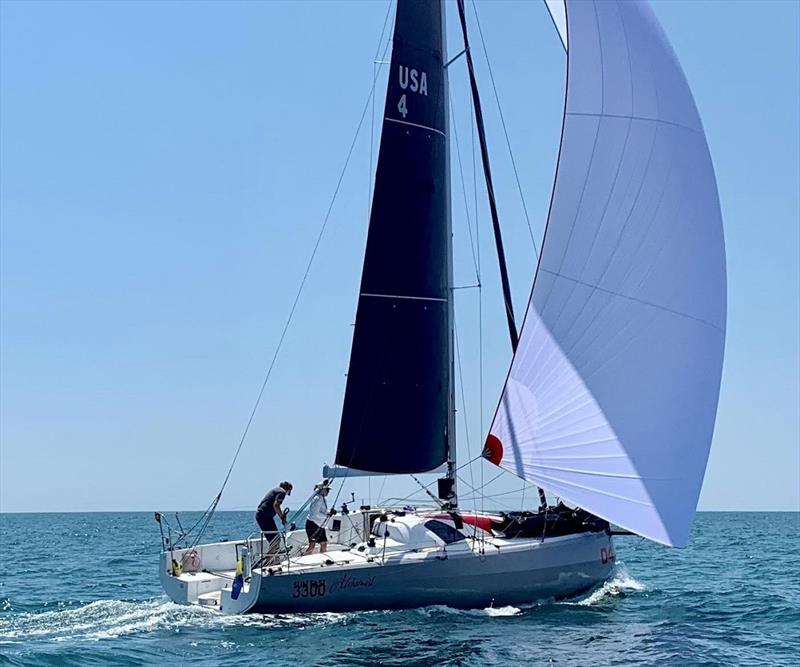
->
<box><xmin>256</xmin><ymin>481</ymin><xmax>292</xmax><ymax>560</ymax></box>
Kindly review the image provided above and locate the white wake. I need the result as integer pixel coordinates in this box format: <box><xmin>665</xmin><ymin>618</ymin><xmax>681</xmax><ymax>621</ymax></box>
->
<box><xmin>569</xmin><ymin>563</ymin><xmax>647</xmax><ymax>606</ymax></box>
<box><xmin>0</xmin><ymin>598</ymin><xmax>346</xmax><ymax>644</ymax></box>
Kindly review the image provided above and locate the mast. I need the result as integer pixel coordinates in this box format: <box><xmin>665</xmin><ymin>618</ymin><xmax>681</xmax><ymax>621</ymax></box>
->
<box><xmin>443</xmin><ymin>0</ymin><xmax>457</xmax><ymax>509</ymax></box>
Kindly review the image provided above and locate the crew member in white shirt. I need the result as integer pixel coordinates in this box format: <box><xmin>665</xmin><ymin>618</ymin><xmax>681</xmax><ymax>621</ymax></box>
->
<box><xmin>304</xmin><ymin>481</ymin><xmax>330</xmax><ymax>555</ymax></box>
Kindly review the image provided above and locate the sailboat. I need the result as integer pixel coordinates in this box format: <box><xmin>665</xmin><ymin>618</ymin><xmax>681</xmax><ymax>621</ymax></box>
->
<box><xmin>158</xmin><ymin>0</ymin><xmax>726</xmax><ymax>614</ymax></box>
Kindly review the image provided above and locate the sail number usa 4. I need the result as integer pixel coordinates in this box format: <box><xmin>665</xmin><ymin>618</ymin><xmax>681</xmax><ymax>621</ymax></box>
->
<box><xmin>397</xmin><ymin>65</ymin><xmax>428</xmax><ymax>119</ymax></box>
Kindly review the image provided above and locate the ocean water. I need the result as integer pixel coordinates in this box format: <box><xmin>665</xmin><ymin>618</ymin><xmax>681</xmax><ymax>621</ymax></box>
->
<box><xmin>0</xmin><ymin>512</ymin><xmax>797</xmax><ymax>666</ymax></box>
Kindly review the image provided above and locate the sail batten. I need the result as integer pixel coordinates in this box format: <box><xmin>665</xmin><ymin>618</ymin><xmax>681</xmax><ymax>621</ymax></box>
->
<box><xmin>335</xmin><ymin>0</ymin><xmax>451</xmax><ymax>475</ymax></box>
<box><xmin>488</xmin><ymin>0</ymin><xmax>726</xmax><ymax>547</ymax></box>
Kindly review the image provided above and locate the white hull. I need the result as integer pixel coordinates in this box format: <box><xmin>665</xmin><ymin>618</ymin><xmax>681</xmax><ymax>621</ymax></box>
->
<box><xmin>160</xmin><ymin>510</ymin><xmax>615</xmax><ymax>614</ymax></box>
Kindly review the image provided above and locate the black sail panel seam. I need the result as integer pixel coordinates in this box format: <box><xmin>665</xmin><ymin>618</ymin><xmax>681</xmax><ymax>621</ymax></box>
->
<box><xmin>383</xmin><ymin>117</ymin><xmax>446</xmax><ymax>137</ymax></box>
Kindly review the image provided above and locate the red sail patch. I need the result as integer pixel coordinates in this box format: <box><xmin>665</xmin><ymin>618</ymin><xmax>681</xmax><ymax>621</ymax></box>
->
<box><xmin>483</xmin><ymin>434</ymin><xmax>503</xmax><ymax>466</ymax></box>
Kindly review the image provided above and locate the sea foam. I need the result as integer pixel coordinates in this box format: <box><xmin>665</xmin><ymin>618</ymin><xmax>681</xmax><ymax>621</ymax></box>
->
<box><xmin>0</xmin><ymin>598</ymin><xmax>347</xmax><ymax>644</ymax></box>
<box><xmin>570</xmin><ymin>563</ymin><xmax>648</xmax><ymax>607</ymax></box>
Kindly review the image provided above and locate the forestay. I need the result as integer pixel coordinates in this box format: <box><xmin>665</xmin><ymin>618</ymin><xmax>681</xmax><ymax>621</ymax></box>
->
<box><xmin>487</xmin><ymin>0</ymin><xmax>726</xmax><ymax>547</ymax></box>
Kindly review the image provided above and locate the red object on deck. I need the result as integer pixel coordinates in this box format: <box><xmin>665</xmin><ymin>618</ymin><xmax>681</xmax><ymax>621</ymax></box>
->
<box><xmin>433</xmin><ymin>513</ymin><xmax>495</xmax><ymax>533</ymax></box>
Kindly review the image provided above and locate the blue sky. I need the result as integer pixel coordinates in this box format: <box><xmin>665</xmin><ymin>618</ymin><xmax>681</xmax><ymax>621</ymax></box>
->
<box><xmin>1</xmin><ymin>0</ymin><xmax>798</xmax><ymax>514</ymax></box>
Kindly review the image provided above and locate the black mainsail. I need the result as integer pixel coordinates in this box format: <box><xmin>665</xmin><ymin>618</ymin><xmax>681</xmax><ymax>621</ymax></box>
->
<box><xmin>335</xmin><ymin>0</ymin><xmax>451</xmax><ymax>474</ymax></box>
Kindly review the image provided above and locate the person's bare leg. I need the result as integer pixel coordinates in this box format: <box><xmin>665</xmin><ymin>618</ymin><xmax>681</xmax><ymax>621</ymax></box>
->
<box><xmin>320</xmin><ymin>542</ymin><xmax>328</xmax><ymax>554</ymax></box>
<box><xmin>305</xmin><ymin>542</ymin><xmax>315</xmax><ymax>555</ymax></box>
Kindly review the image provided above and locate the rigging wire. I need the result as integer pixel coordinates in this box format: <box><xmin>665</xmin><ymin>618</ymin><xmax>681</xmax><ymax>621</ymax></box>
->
<box><xmin>470</xmin><ymin>36</ymin><xmax>486</xmax><ymax>521</ymax></box>
<box><xmin>455</xmin><ymin>492</ymin><xmax>519</xmax><ymax>513</ymax></box>
<box><xmin>449</xmin><ymin>85</ymin><xmax>483</xmax><ymax>502</ymax></box>
<box><xmin>180</xmin><ymin>496</ymin><xmax>219</xmax><ymax>544</ymax></box>
<box><xmin>449</xmin><ymin>92</ymin><xmax>481</xmax><ymax>282</ymax></box>
<box><xmin>376</xmin><ymin>475</ymin><xmax>388</xmax><ymax>506</ymax></box>
<box><xmin>469</xmin><ymin>483</ymin><xmax>540</xmax><ymax>502</ymax></box>
<box><xmin>389</xmin><ymin>456</ymin><xmax>512</xmax><ymax>511</ymax></box>
<box><xmin>460</xmin><ymin>469</ymin><xmax>505</xmax><ymax>494</ymax></box>
<box><xmin>470</xmin><ymin>0</ymin><xmax>540</xmax><ymax>262</ymax></box>
<box><xmin>454</xmin><ymin>322</ymin><xmax>476</xmax><ymax>498</ymax></box>
<box><xmin>457</xmin><ymin>19</ymin><xmax>488</xmax><ymax>518</ymax></box>
<box><xmin>369</xmin><ymin>0</ymin><xmax>394</xmax><ymax>219</ymax></box>
<box><xmin>188</xmin><ymin>2</ymin><xmax>396</xmax><ymax>546</ymax></box>
<box><xmin>455</xmin><ymin>471</ymin><xmax>513</xmax><ymax>508</ymax></box>
<box><xmin>386</xmin><ymin>455</ymin><xmax>484</xmax><ymax>507</ymax></box>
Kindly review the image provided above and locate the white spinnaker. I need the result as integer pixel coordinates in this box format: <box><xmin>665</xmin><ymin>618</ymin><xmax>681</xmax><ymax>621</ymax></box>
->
<box><xmin>489</xmin><ymin>0</ymin><xmax>726</xmax><ymax>547</ymax></box>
